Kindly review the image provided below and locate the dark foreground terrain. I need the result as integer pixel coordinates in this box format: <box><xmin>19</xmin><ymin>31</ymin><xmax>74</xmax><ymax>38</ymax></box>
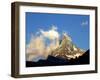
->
<box><xmin>26</xmin><ymin>50</ymin><xmax>89</xmax><ymax>67</ymax></box>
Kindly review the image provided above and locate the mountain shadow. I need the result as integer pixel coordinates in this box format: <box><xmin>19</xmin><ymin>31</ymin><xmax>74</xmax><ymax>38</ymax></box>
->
<box><xmin>26</xmin><ymin>49</ymin><xmax>89</xmax><ymax>67</ymax></box>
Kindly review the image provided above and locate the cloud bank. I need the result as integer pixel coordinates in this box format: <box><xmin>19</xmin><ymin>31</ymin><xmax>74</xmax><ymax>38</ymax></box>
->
<box><xmin>40</xmin><ymin>25</ymin><xmax>59</xmax><ymax>40</ymax></box>
<box><xmin>26</xmin><ymin>25</ymin><xmax>60</xmax><ymax>61</ymax></box>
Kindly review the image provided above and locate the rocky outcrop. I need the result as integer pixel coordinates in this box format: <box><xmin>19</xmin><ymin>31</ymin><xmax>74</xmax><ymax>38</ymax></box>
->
<box><xmin>51</xmin><ymin>33</ymin><xmax>85</xmax><ymax>60</ymax></box>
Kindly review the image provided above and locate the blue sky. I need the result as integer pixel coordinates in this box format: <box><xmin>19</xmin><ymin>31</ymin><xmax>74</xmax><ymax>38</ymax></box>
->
<box><xmin>26</xmin><ymin>12</ymin><xmax>89</xmax><ymax>50</ymax></box>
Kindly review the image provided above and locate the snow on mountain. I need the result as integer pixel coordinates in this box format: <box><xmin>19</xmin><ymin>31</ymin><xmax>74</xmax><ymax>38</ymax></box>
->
<box><xmin>51</xmin><ymin>33</ymin><xmax>85</xmax><ymax>60</ymax></box>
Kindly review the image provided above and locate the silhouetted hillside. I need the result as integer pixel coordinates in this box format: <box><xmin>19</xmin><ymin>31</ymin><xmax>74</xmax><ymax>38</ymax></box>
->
<box><xmin>26</xmin><ymin>55</ymin><xmax>68</xmax><ymax>67</ymax></box>
<box><xmin>26</xmin><ymin>50</ymin><xmax>89</xmax><ymax>67</ymax></box>
<box><xmin>66</xmin><ymin>50</ymin><xmax>90</xmax><ymax>65</ymax></box>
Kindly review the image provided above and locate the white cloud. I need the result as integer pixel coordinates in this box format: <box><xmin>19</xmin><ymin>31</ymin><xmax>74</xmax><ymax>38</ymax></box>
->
<box><xmin>51</xmin><ymin>25</ymin><xmax>58</xmax><ymax>30</ymax></box>
<box><xmin>81</xmin><ymin>21</ymin><xmax>88</xmax><ymax>26</ymax></box>
<box><xmin>26</xmin><ymin>25</ymin><xmax>60</xmax><ymax>61</ymax></box>
<box><xmin>40</xmin><ymin>25</ymin><xmax>59</xmax><ymax>40</ymax></box>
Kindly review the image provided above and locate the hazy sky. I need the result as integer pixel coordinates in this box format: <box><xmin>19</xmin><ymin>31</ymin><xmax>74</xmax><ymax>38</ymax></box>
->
<box><xmin>26</xmin><ymin>12</ymin><xmax>89</xmax><ymax>50</ymax></box>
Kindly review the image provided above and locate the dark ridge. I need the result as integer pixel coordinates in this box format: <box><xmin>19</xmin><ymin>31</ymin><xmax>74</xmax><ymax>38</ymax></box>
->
<box><xmin>26</xmin><ymin>50</ymin><xmax>89</xmax><ymax>67</ymax></box>
<box><xmin>67</xmin><ymin>50</ymin><xmax>90</xmax><ymax>65</ymax></box>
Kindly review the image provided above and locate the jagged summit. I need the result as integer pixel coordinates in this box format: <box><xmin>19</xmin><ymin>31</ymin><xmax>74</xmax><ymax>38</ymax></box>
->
<box><xmin>51</xmin><ymin>33</ymin><xmax>85</xmax><ymax>60</ymax></box>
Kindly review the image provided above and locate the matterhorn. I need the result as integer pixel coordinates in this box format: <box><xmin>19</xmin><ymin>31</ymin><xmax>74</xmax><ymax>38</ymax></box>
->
<box><xmin>51</xmin><ymin>33</ymin><xmax>85</xmax><ymax>60</ymax></box>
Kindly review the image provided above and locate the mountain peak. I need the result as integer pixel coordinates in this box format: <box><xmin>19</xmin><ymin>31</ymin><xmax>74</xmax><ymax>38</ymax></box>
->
<box><xmin>63</xmin><ymin>32</ymin><xmax>72</xmax><ymax>42</ymax></box>
<box><xmin>51</xmin><ymin>34</ymin><xmax>85</xmax><ymax>60</ymax></box>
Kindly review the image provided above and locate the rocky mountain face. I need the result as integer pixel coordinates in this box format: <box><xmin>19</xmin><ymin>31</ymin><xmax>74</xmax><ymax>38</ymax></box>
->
<box><xmin>51</xmin><ymin>33</ymin><xmax>85</xmax><ymax>60</ymax></box>
<box><xmin>26</xmin><ymin>50</ymin><xmax>89</xmax><ymax>67</ymax></box>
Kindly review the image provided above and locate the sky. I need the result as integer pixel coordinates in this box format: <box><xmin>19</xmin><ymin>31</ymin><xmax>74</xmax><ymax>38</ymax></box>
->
<box><xmin>26</xmin><ymin>12</ymin><xmax>89</xmax><ymax>50</ymax></box>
